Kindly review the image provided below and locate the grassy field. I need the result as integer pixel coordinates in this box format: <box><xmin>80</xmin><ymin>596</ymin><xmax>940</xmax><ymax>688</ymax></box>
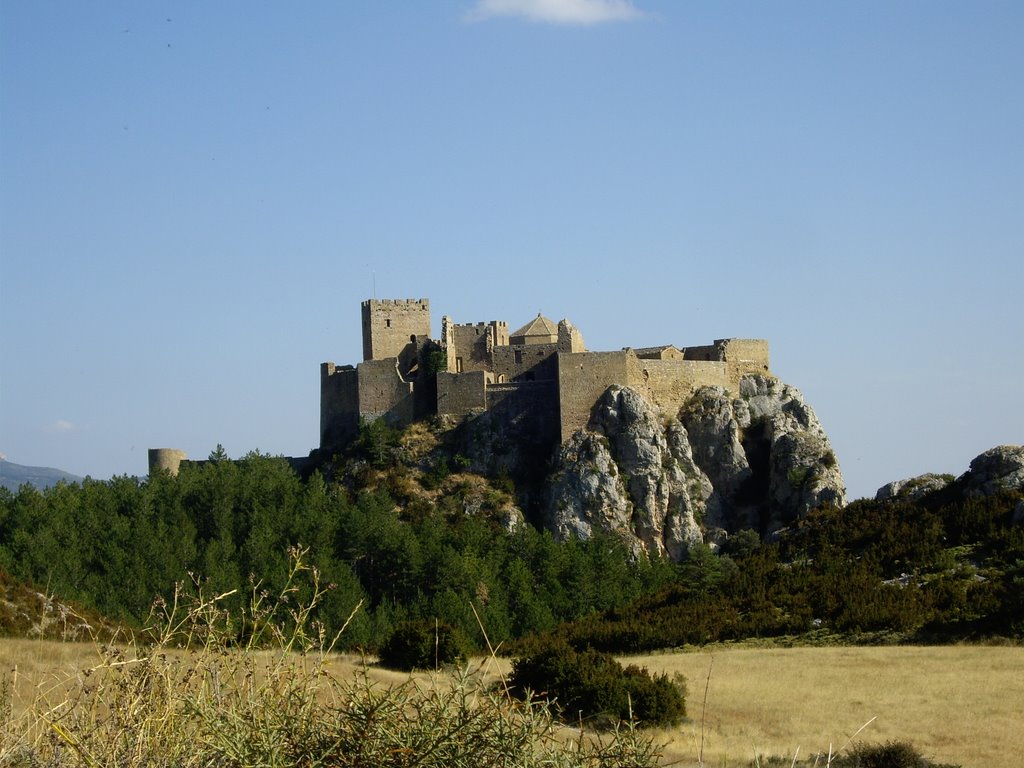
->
<box><xmin>3</xmin><ymin>638</ymin><xmax>1021</xmax><ymax>767</ymax></box>
<box><xmin>633</xmin><ymin>644</ymin><xmax>1024</xmax><ymax>768</ymax></box>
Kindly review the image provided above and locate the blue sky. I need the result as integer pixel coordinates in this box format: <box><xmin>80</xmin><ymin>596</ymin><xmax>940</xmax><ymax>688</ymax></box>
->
<box><xmin>1</xmin><ymin>1</ymin><xmax>1021</xmax><ymax>500</ymax></box>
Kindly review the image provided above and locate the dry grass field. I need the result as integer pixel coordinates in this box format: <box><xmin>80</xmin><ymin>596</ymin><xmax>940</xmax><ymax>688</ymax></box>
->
<box><xmin>632</xmin><ymin>644</ymin><xmax>1024</xmax><ymax>768</ymax></box>
<box><xmin>3</xmin><ymin>638</ymin><xmax>1021</xmax><ymax>767</ymax></box>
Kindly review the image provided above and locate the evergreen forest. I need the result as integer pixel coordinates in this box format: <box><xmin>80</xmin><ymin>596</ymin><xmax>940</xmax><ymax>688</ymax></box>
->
<box><xmin>1</xmin><ymin>432</ymin><xmax>1022</xmax><ymax>654</ymax></box>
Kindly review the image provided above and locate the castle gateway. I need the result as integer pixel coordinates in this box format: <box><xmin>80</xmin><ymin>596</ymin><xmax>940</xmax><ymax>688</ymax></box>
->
<box><xmin>320</xmin><ymin>299</ymin><xmax>770</xmax><ymax>449</ymax></box>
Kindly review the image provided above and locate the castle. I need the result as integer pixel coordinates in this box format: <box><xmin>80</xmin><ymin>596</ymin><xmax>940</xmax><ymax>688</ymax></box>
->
<box><xmin>319</xmin><ymin>298</ymin><xmax>771</xmax><ymax>451</ymax></box>
<box><xmin>149</xmin><ymin>298</ymin><xmax>771</xmax><ymax>475</ymax></box>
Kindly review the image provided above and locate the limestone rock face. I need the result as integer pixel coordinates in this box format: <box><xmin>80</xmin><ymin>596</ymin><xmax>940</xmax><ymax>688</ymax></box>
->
<box><xmin>875</xmin><ymin>474</ymin><xmax>953</xmax><ymax>502</ymax></box>
<box><xmin>546</xmin><ymin>387</ymin><xmax>706</xmax><ymax>559</ymax></box>
<box><xmin>962</xmin><ymin>445</ymin><xmax>1024</xmax><ymax>497</ymax></box>
<box><xmin>546</xmin><ymin>376</ymin><xmax>845</xmax><ymax>560</ymax></box>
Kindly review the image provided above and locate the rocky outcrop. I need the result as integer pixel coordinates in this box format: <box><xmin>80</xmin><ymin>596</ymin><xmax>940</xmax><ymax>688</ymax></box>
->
<box><xmin>875</xmin><ymin>474</ymin><xmax>953</xmax><ymax>502</ymax></box>
<box><xmin>546</xmin><ymin>387</ymin><xmax>706</xmax><ymax>560</ymax></box>
<box><xmin>546</xmin><ymin>375</ymin><xmax>845</xmax><ymax>560</ymax></box>
<box><xmin>962</xmin><ymin>445</ymin><xmax>1024</xmax><ymax>497</ymax></box>
<box><xmin>873</xmin><ymin>445</ymin><xmax>1024</xmax><ymax>507</ymax></box>
<box><xmin>686</xmin><ymin>376</ymin><xmax>845</xmax><ymax>536</ymax></box>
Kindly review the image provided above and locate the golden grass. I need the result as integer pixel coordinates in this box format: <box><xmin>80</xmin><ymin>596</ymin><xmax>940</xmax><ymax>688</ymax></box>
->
<box><xmin>0</xmin><ymin>637</ymin><xmax>407</xmax><ymax>723</ymax></box>
<box><xmin>5</xmin><ymin>641</ymin><xmax>1019</xmax><ymax>766</ymax></box>
<box><xmin>630</xmin><ymin>644</ymin><xmax>1024</xmax><ymax>768</ymax></box>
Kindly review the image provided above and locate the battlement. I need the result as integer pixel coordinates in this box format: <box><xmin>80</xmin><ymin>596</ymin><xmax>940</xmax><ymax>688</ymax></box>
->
<box><xmin>450</xmin><ymin>320</ymin><xmax>508</xmax><ymax>330</ymax></box>
<box><xmin>361</xmin><ymin>298</ymin><xmax>430</xmax><ymax>308</ymax></box>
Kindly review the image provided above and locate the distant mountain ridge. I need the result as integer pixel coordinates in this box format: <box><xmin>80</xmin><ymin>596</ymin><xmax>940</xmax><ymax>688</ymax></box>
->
<box><xmin>0</xmin><ymin>459</ymin><xmax>83</xmax><ymax>491</ymax></box>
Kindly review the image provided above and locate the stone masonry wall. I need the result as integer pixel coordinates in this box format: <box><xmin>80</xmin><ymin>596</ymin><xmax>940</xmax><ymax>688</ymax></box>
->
<box><xmin>486</xmin><ymin>380</ymin><xmax>560</xmax><ymax>445</ymax></box>
<box><xmin>491</xmin><ymin>343</ymin><xmax>560</xmax><ymax>383</ymax></box>
<box><xmin>719</xmin><ymin>338</ymin><xmax>770</xmax><ymax>387</ymax></box>
<box><xmin>556</xmin><ymin>350</ymin><xmax>636</xmax><ymax>442</ymax></box>
<box><xmin>634</xmin><ymin>359</ymin><xmax>729</xmax><ymax>417</ymax></box>
<box><xmin>148</xmin><ymin>448</ymin><xmax>188</xmax><ymax>476</ymax></box>
<box><xmin>320</xmin><ymin>363</ymin><xmax>359</xmax><ymax>448</ymax></box>
<box><xmin>357</xmin><ymin>359</ymin><xmax>415</xmax><ymax>427</ymax></box>
<box><xmin>361</xmin><ymin>299</ymin><xmax>431</xmax><ymax>362</ymax></box>
<box><xmin>437</xmin><ymin>370</ymin><xmax>489</xmax><ymax>417</ymax></box>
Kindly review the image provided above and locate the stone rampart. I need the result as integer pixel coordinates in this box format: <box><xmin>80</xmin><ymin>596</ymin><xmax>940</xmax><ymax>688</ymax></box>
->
<box><xmin>357</xmin><ymin>358</ymin><xmax>415</xmax><ymax>428</ymax></box>
<box><xmin>448</xmin><ymin>321</ymin><xmax>506</xmax><ymax>373</ymax></box>
<box><xmin>320</xmin><ymin>363</ymin><xmax>359</xmax><ymax>447</ymax></box>
<box><xmin>437</xmin><ymin>370</ymin><xmax>489</xmax><ymax>416</ymax></box>
<box><xmin>491</xmin><ymin>343</ymin><xmax>559</xmax><ymax>383</ymax></box>
<box><xmin>718</xmin><ymin>338</ymin><xmax>770</xmax><ymax>387</ymax></box>
<box><xmin>485</xmin><ymin>380</ymin><xmax>560</xmax><ymax>445</ymax></box>
<box><xmin>557</xmin><ymin>350</ymin><xmax>637</xmax><ymax>442</ymax></box>
<box><xmin>316</xmin><ymin>298</ymin><xmax>771</xmax><ymax>457</ymax></box>
<box><xmin>634</xmin><ymin>359</ymin><xmax>729</xmax><ymax>416</ymax></box>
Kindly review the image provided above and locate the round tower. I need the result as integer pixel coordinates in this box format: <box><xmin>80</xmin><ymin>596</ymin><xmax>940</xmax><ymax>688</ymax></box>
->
<box><xmin>148</xmin><ymin>448</ymin><xmax>188</xmax><ymax>476</ymax></box>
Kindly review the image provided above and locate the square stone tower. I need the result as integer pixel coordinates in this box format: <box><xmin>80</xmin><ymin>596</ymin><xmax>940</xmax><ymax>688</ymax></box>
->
<box><xmin>361</xmin><ymin>299</ymin><xmax>432</xmax><ymax>361</ymax></box>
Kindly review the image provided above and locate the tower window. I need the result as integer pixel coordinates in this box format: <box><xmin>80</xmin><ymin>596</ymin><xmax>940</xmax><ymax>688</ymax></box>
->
<box><xmin>385</xmin><ymin>319</ymin><xmax>392</xmax><ymax>328</ymax></box>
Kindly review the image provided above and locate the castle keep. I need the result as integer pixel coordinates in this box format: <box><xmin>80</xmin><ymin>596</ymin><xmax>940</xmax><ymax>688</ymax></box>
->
<box><xmin>319</xmin><ymin>299</ymin><xmax>771</xmax><ymax>450</ymax></box>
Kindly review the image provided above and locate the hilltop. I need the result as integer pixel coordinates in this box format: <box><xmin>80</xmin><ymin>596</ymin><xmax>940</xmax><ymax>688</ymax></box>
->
<box><xmin>0</xmin><ymin>458</ymin><xmax>82</xmax><ymax>491</ymax></box>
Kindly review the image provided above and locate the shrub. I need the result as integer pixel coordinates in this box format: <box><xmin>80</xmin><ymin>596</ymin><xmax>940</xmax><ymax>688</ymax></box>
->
<box><xmin>509</xmin><ymin>641</ymin><xmax>685</xmax><ymax>728</ymax></box>
<box><xmin>833</xmin><ymin>740</ymin><xmax>961</xmax><ymax>768</ymax></box>
<box><xmin>419</xmin><ymin>456</ymin><xmax>450</xmax><ymax>490</ymax></box>
<box><xmin>378</xmin><ymin>619</ymin><xmax>469</xmax><ymax>671</ymax></box>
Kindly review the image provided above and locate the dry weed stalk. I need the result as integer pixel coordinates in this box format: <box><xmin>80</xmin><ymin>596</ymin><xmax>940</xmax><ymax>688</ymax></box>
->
<box><xmin>0</xmin><ymin>547</ymin><xmax>663</xmax><ymax>768</ymax></box>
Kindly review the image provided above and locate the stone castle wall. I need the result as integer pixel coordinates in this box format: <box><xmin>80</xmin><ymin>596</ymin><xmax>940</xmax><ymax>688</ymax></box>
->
<box><xmin>357</xmin><ymin>358</ymin><xmax>415</xmax><ymax>427</ymax></box>
<box><xmin>320</xmin><ymin>363</ymin><xmax>359</xmax><ymax>446</ymax></box>
<box><xmin>157</xmin><ymin>298</ymin><xmax>772</xmax><ymax>472</ymax></box>
<box><xmin>717</xmin><ymin>338</ymin><xmax>770</xmax><ymax>385</ymax></box>
<box><xmin>491</xmin><ymin>342</ymin><xmax>560</xmax><ymax>383</ymax></box>
<box><xmin>556</xmin><ymin>350</ymin><xmax>637</xmax><ymax>442</ymax></box>
<box><xmin>634</xmin><ymin>358</ymin><xmax>729</xmax><ymax>417</ymax></box>
<box><xmin>148</xmin><ymin>448</ymin><xmax>188</xmax><ymax>476</ymax></box>
<box><xmin>486</xmin><ymin>380</ymin><xmax>560</xmax><ymax>444</ymax></box>
<box><xmin>437</xmin><ymin>370</ymin><xmax>489</xmax><ymax>416</ymax></box>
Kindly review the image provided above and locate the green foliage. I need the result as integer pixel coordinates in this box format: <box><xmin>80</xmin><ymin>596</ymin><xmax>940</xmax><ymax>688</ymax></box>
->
<box><xmin>208</xmin><ymin>443</ymin><xmax>229</xmax><ymax>462</ymax></box>
<box><xmin>834</xmin><ymin>740</ymin><xmax>961</xmax><ymax>768</ymax></box>
<box><xmin>524</xmin><ymin>490</ymin><xmax>1024</xmax><ymax>653</ymax></box>
<box><xmin>509</xmin><ymin>641</ymin><xmax>685</xmax><ymax>728</ymax></box>
<box><xmin>356</xmin><ymin>418</ymin><xmax>400</xmax><ymax>468</ymax></box>
<box><xmin>378</xmin><ymin>619</ymin><xmax>469</xmax><ymax>671</ymax></box>
<box><xmin>424</xmin><ymin>348</ymin><xmax>448</xmax><ymax>376</ymax></box>
<box><xmin>0</xmin><ymin>431</ymin><xmax>1020</xmax><ymax>659</ymax></box>
<box><xmin>0</xmin><ymin>451</ymin><xmax>677</xmax><ymax>654</ymax></box>
<box><xmin>420</xmin><ymin>456</ymin><xmax>451</xmax><ymax>490</ymax></box>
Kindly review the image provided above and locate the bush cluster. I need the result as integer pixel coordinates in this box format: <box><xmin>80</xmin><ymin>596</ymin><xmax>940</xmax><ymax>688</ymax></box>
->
<box><xmin>378</xmin><ymin>619</ymin><xmax>469</xmax><ymax>671</ymax></box>
<box><xmin>834</xmin><ymin>740</ymin><xmax>961</xmax><ymax>768</ymax></box>
<box><xmin>509</xmin><ymin>641</ymin><xmax>685</xmax><ymax>728</ymax></box>
<box><xmin>525</xmin><ymin>489</ymin><xmax>1024</xmax><ymax>653</ymax></box>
